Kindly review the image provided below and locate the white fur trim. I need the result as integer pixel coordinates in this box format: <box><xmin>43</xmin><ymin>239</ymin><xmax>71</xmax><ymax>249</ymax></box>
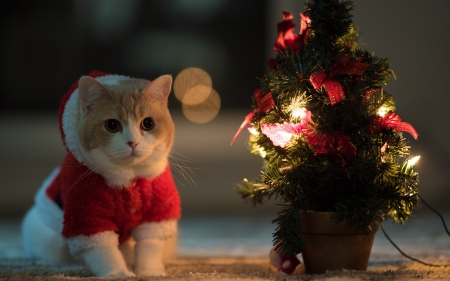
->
<box><xmin>34</xmin><ymin>167</ymin><xmax>64</xmax><ymax>233</ymax></box>
<box><xmin>132</xmin><ymin>220</ymin><xmax>177</xmax><ymax>241</ymax></box>
<box><xmin>269</xmin><ymin>246</ymin><xmax>283</xmax><ymax>269</ymax></box>
<box><xmin>67</xmin><ymin>231</ymin><xmax>119</xmax><ymax>256</ymax></box>
<box><xmin>62</xmin><ymin>74</ymin><xmax>131</xmax><ymax>163</ymax></box>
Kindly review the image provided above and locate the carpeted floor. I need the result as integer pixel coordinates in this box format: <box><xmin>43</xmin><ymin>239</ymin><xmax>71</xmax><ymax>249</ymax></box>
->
<box><xmin>2</xmin><ymin>256</ymin><xmax>450</xmax><ymax>281</ymax></box>
<box><xmin>2</xmin><ymin>214</ymin><xmax>450</xmax><ymax>280</ymax></box>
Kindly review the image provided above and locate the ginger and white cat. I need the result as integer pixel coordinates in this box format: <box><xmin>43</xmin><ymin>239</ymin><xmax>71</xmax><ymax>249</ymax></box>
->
<box><xmin>22</xmin><ymin>71</ymin><xmax>181</xmax><ymax>277</ymax></box>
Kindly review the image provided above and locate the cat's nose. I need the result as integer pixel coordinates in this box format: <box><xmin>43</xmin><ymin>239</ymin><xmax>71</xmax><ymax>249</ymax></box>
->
<box><xmin>127</xmin><ymin>141</ymin><xmax>139</xmax><ymax>149</ymax></box>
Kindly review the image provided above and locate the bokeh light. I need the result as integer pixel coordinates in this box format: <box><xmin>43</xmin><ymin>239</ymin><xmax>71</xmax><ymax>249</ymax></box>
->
<box><xmin>174</xmin><ymin>67</ymin><xmax>221</xmax><ymax>124</ymax></box>
<box><xmin>182</xmin><ymin>85</ymin><xmax>212</xmax><ymax>105</ymax></box>
<box><xmin>182</xmin><ymin>89</ymin><xmax>221</xmax><ymax>124</ymax></box>
<box><xmin>173</xmin><ymin>67</ymin><xmax>212</xmax><ymax>102</ymax></box>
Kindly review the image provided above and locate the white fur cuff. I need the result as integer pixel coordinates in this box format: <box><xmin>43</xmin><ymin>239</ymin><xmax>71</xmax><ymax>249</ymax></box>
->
<box><xmin>132</xmin><ymin>220</ymin><xmax>177</xmax><ymax>241</ymax></box>
<box><xmin>68</xmin><ymin>231</ymin><xmax>119</xmax><ymax>256</ymax></box>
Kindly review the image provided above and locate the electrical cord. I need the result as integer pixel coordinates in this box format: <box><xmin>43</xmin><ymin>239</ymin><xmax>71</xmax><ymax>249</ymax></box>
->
<box><xmin>381</xmin><ymin>223</ymin><xmax>449</xmax><ymax>267</ymax></box>
<box><xmin>381</xmin><ymin>195</ymin><xmax>450</xmax><ymax>267</ymax></box>
<box><xmin>419</xmin><ymin>194</ymin><xmax>450</xmax><ymax>237</ymax></box>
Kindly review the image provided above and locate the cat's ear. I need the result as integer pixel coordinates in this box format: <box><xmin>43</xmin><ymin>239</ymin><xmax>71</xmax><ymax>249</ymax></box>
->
<box><xmin>78</xmin><ymin>76</ymin><xmax>109</xmax><ymax>112</ymax></box>
<box><xmin>143</xmin><ymin>75</ymin><xmax>172</xmax><ymax>107</ymax></box>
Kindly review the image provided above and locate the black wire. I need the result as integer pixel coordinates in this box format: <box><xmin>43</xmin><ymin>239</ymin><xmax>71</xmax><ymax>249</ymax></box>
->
<box><xmin>380</xmin><ymin>223</ymin><xmax>450</xmax><ymax>267</ymax></box>
<box><xmin>419</xmin><ymin>194</ymin><xmax>450</xmax><ymax>237</ymax></box>
<box><xmin>381</xmin><ymin>194</ymin><xmax>450</xmax><ymax>267</ymax></box>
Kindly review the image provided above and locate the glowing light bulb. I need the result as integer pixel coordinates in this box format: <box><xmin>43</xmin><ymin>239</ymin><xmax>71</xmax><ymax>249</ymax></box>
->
<box><xmin>407</xmin><ymin>155</ymin><xmax>420</xmax><ymax>167</ymax></box>
<box><xmin>248</xmin><ymin>127</ymin><xmax>259</xmax><ymax>136</ymax></box>
<box><xmin>259</xmin><ymin>147</ymin><xmax>267</xmax><ymax>158</ymax></box>
<box><xmin>402</xmin><ymin>155</ymin><xmax>420</xmax><ymax>175</ymax></box>
<box><xmin>292</xmin><ymin>107</ymin><xmax>307</xmax><ymax>119</ymax></box>
<box><xmin>377</xmin><ymin>106</ymin><xmax>389</xmax><ymax>117</ymax></box>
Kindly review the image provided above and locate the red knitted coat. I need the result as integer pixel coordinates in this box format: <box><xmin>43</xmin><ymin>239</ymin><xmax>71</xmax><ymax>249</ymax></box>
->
<box><xmin>45</xmin><ymin>71</ymin><xmax>181</xmax><ymax>243</ymax></box>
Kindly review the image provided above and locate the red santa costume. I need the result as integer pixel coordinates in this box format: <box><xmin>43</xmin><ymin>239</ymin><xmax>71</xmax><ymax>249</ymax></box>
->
<box><xmin>32</xmin><ymin>71</ymin><xmax>181</xmax><ymax>256</ymax></box>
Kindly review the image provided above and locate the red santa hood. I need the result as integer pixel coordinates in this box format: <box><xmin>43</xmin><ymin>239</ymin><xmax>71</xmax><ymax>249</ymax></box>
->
<box><xmin>58</xmin><ymin>71</ymin><xmax>133</xmax><ymax>163</ymax></box>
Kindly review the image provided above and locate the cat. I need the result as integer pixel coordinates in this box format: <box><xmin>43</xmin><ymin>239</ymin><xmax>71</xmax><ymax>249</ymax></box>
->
<box><xmin>21</xmin><ymin>71</ymin><xmax>181</xmax><ymax>277</ymax></box>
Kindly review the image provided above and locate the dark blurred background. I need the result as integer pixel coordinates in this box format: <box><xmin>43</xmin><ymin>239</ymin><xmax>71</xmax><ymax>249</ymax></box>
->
<box><xmin>1</xmin><ymin>0</ymin><xmax>450</xmax><ymax>220</ymax></box>
<box><xmin>0</xmin><ymin>0</ymin><xmax>266</xmax><ymax>111</ymax></box>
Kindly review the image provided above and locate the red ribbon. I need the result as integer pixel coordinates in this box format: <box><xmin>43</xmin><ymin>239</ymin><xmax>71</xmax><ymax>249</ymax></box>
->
<box><xmin>378</xmin><ymin>111</ymin><xmax>418</xmax><ymax>139</ymax></box>
<box><xmin>365</xmin><ymin>88</ymin><xmax>378</xmax><ymax>99</ymax></box>
<box><xmin>305</xmin><ymin>130</ymin><xmax>356</xmax><ymax>164</ymax></box>
<box><xmin>310</xmin><ymin>71</ymin><xmax>345</xmax><ymax>105</ymax></box>
<box><xmin>254</xmin><ymin>89</ymin><xmax>275</xmax><ymax>113</ymax></box>
<box><xmin>309</xmin><ymin>55</ymin><xmax>370</xmax><ymax>106</ymax></box>
<box><xmin>231</xmin><ymin>89</ymin><xmax>276</xmax><ymax>145</ymax></box>
<box><xmin>330</xmin><ymin>55</ymin><xmax>370</xmax><ymax>76</ymax></box>
<box><xmin>273</xmin><ymin>12</ymin><xmax>311</xmax><ymax>53</ymax></box>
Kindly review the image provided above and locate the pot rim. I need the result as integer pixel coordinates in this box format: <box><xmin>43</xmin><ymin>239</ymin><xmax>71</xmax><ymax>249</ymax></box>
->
<box><xmin>300</xmin><ymin>211</ymin><xmax>379</xmax><ymax>235</ymax></box>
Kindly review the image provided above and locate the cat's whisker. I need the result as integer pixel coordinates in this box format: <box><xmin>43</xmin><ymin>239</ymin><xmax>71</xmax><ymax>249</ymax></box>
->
<box><xmin>169</xmin><ymin>149</ymin><xmax>198</xmax><ymax>164</ymax></box>
<box><xmin>64</xmin><ymin>168</ymin><xmax>94</xmax><ymax>194</ymax></box>
<box><xmin>169</xmin><ymin>161</ymin><xmax>191</xmax><ymax>182</ymax></box>
<box><xmin>91</xmin><ymin>154</ymin><xmax>117</xmax><ymax>172</ymax></box>
<box><xmin>170</xmin><ymin>159</ymin><xmax>198</xmax><ymax>183</ymax></box>
<box><xmin>65</xmin><ymin>154</ymin><xmax>115</xmax><ymax>194</ymax></box>
<box><xmin>109</xmin><ymin>147</ymin><xmax>128</xmax><ymax>159</ymax></box>
<box><xmin>60</xmin><ymin>158</ymin><xmax>86</xmax><ymax>168</ymax></box>
<box><xmin>168</xmin><ymin>152</ymin><xmax>198</xmax><ymax>188</ymax></box>
<box><xmin>171</xmin><ymin>164</ymin><xmax>197</xmax><ymax>188</ymax></box>
<box><xmin>169</xmin><ymin>152</ymin><xmax>201</xmax><ymax>175</ymax></box>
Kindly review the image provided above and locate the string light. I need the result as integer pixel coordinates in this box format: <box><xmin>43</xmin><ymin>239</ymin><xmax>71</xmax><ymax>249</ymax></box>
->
<box><xmin>292</xmin><ymin>107</ymin><xmax>308</xmax><ymax>119</ymax></box>
<box><xmin>401</xmin><ymin>155</ymin><xmax>420</xmax><ymax>175</ymax></box>
<box><xmin>377</xmin><ymin>106</ymin><xmax>389</xmax><ymax>117</ymax></box>
<box><xmin>248</xmin><ymin>127</ymin><xmax>259</xmax><ymax>136</ymax></box>
<box><xmin>286</xmin><ymin>95</ymin><xmax>309</xmax><ymax>121</ymax></box>
<box><xmin>407</xmin><ymin>155</ymin><xmax>421</xmax><ymax>167</ymax></box>
<box><xmin>258</xmin><ymin>147</ymin><xmax>267</xmax><ymax>158</ymax></box>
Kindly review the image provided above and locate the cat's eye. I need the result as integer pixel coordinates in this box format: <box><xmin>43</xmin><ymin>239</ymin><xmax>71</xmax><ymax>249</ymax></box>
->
<box><xmin>141</xmin><ymin>117</ymin><xmax>155</xmax><ymax>131</ymax></box>
<box><xmin>105</xmin><ymin>119</ymin><xmax>121</xmax><ymax>133</ymax></box>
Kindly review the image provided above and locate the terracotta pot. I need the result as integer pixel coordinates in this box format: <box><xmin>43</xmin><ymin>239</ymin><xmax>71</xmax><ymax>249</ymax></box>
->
<box><xmin>300</xmin><ymin>212</ymin><xmax>378</xmax><ymax>274</ymax></box>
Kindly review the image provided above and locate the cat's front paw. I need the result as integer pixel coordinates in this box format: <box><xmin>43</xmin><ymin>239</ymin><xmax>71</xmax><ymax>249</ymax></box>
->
<box><xmin>135</xmin><ymin>261</ymin><xmax>166</xmax><ymax>276</ymax></box>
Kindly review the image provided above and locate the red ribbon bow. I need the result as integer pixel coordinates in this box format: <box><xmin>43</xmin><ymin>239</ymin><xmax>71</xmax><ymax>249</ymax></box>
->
<box><xmin>377</xmin><ymin>111</ymin><xmax>418</xmax><ymax>139</ymax></box>
<box><xmin>305</xmin><ymin>130</ymin><xmax>356</xmax><ymax>165</ymax></box>
<box><xmin>273</xmin><ymin>12</ymin><xmax>311</xmax><ymax>53</ymax></box>
<box><xmin>231</xmin><ymin>89</ymin><xmax>276</xmax><ymax>145</ymax></box>
<box><xmin>310</xmin><ymin>55</ymin><xmax>370</xmax><ymax>106</ymax></box>
<box><xmin>310</xmin><ymin>71</ymin><xmax>345</xmax><ymax>106</ymax></box>
<box><xmin>269</xmin><ymin>12</ymin><xmax>311</xmax><ymax>70</ymax></box>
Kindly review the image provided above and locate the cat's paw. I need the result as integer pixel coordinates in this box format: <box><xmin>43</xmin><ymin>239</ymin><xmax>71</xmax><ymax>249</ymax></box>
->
<box><xmin>135</xmin><ymin>261</ymin><xmax>166</xmax><ymax>276</ymax></box>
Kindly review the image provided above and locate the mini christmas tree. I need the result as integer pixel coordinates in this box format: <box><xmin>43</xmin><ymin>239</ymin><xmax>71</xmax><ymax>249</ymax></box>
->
<box><xmin>233</xmin><ymin>0</ymin><xmax>420</xmax><ymax>258</ymax></box>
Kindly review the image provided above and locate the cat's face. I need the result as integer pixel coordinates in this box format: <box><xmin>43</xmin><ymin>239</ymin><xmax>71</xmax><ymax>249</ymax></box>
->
<box><xmin>75</xmin><ymin>75</ymin><xmax>174</xmax><ymax>187</ymax></box>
